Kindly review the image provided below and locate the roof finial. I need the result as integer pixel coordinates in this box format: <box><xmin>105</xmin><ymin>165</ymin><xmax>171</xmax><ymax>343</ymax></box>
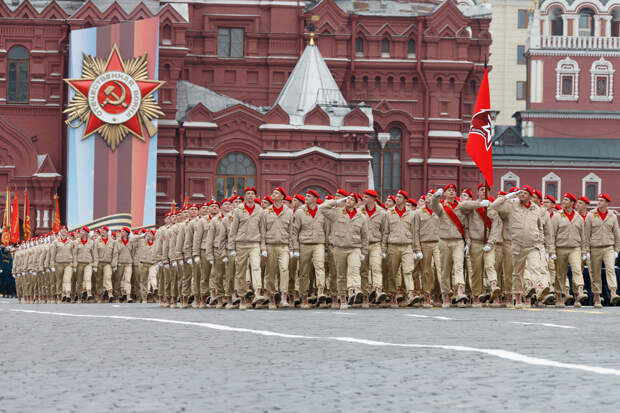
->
<box><xmin>309</xmin><ymin>32</ymin><xmax>315</xmax><ymax>46</ymax></box>
<box><xmin>308</xmin><ymin>20</ymin><xmax>316</xmax><ymax>46</ymax></box>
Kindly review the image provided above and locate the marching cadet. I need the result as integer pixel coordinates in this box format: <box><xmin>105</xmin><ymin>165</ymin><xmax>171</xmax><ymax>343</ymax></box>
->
<box><xmin>551</xmin><ymin>193</ymin><xmax>589</xmax><ymax>308</ymax></box>
<box><xmin>491</xmin><ymin>186</ymin><xmax>550</xmax><ymax>308</ymax></box>
<box><xmin>173</xmin><ymin>207</ymin><xmax>190</xmax><ymax>308</ymax></box>
<box><xmin>115</xmin><ymin>226</ymin><xmax>134</xmax><ymax>303</ymax></box>
<box><xmin>228</xmin><ymin>187</ymin><xmax>264</xmax><ymax>310</ymax></box>
<box><xmin>167</xmin><ymin>211</ymin><xmax>182</xmax><ymax>308</ymax></box>
<box><xmin>51</xmin><ymin>226</ymin><xmax>75</xmax><ymax>303</ymax></box>
<box><xmin>206</xmin><ymin>198</ymin><xmax>230</xmax><ymax>309</ymax></box>
<box><xmin>291</xmin><ymin>190</ymin><xmax>327</xmax><ymax>309</ymax></box>
<box><xmin>205</xmin><ymin>200</ymin><xmax>223</xmax><ymax>307</ymax></box>
<box><xmin>584</xmin><ymin>193</ymin><xmax>620</xmax><ymax>308</ymax></box>
<box><xmin>431</xmin><ymin>185</ymin><xmax>485</xmax><ymax>307</ymax></box>
<box><xmin>360</xmin><ymin>189</ymin><xmax>387</xmax><ymax>306</ymax></box>
<box><xmin>382</xmin><ymin>190</ymin><xmax>422</xmax><ymax>308</ymax></box>
<box><xmin>260</xmin><ymin>187</ymin><xmax>294</xmax><ymax>309</ymax></box>
<box><xmin>135</xmin><ymin>229</ymin><xmax>157</xmax><ymax>303</ymax></box>
<box><xmin>94</xmin><ymin>226</ymin><xmax>116</xmax><ymax>302</ymax></box>
<box><xmin>416</xmin><ymin>193</ymin><xmax>442</xmax><ymax>308</ymax></box>
<box><xmin>533</xmin><ymin>193</ymin><xmax>556</xmax><ymax>305</ymax></box>
<box><xmin>192</xmin><ymin>202</ymin><xmax>211</xmax><ymax>308</ymax></box>
<box><xmin>155</xmin><ymin>213</ymin><xmax>173</xmax><ymax>307</ymax></box>
<box><xmin>319</xmin><ymin>195</ymin><xmax>369</xmax><ymax>309</ymax></box>
<box><xmin>73</xmin><ymin>227</ymin><xmax>96</xmax><ymax>302</ymax></box>
<box><xmin>183</xmin><ymin>203</ymin><xmax>202</xmax><ymax>307</ymax></box>
<box><xmin>288</xmin><ymin>194</ymin><xmax>304</xmax><ymax>299</ymax></box>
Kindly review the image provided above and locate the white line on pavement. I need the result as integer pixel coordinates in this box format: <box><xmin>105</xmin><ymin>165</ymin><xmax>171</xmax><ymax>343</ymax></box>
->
<box><xmin>9</xmin><ymin>308</ymin><xmax>618</xmax><ymax>377</ymax></box>
<box><xmin>510</xmin><ymin>321</ymin><xmax>576</xmax><ymax>329</ymax></box>
<box><xmin>404</xmin><ymin>314</ymin><xmax>455</xmax><ymax>321</ymax></box>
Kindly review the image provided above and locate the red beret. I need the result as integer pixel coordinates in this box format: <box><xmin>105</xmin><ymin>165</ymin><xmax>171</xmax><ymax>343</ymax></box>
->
<box><xmin>326</xmin><ymin>195</ymin><xmax>335</xmax><ymax>200</ymax></box>
<box><xmin>95</xmin><ymin>229</ymin><xmax>101</xmax><ymax>234</ymax></box>
<box><xmin>520</xmin><ymin>185</ymin><xmax>533</xmax><ymax>196</ymax></box>
<box><xmin>444</xmin><ymin>184</ymin><xmax>457</xmax><ymax>191</ymax></box>
<box><xmin>317</xmin><ymin>198</ymin><xmax>324</xmax><ymax>205</ymax></box>
<box><xmin>498</xmin><ymin>191</ymin><xmax>507</xmax><ymax>196</ymax></box>
<box><xmin>306</xmin><ymin>190</ymin><xmax>319</xmax><ymax>199</ymax></box>
<box><xmin>462</xmin><ymin>189</ymin><xmax>474</xmax><ymax>199</ymax></box>
<box><xmin>578</xmin><ymin>196</ymin><xmax>590</xmax><ymax>205</ymax></box>
<box><xmin>599</xmin><ymin>193</ymin><xmax>611</xmax><ymax>202</ymax></box>
<box><xmin>244</xmin><ymin>187</ymin><xmax>257</xmax><ymax>194</ymax></box>
<box><xmin>121</xmin><ymin>226</ymin><xmax>131</xmax><ymax>234</ymax></box>
<box><xmin>111</xmin><ymin>231</ymin><xmax>117</xmax><ymax>237</ymax></box>
<box><xmin>255</xmin><ymin>197</ymin><xmax>262</xmax><ymax>203</ymax></box>
<box><xmin>554</xmin><ymin>204</ymin><xmax>562</xmax><ymax>210</ymax></box>
<box><xmin>544</xmin><ymin>195</ymin><xmax>556</xmax><ymax>203</ymax></box>
<box><xmin>388</xmin><ymin>195</ymin><xmax>396</xmax><ymax>202</ymax></box>
<box><xmin>294</xmin><ymin>194</ymin><xmax>305</xmax><ymax>203</ymax></box>
<box><xmin>336</xmin><ymin>189</ymin><xmax>349</xmax><ymax>197</ymax></box>
<box><xmin>70</xmin><ymin>232</ymin><xmax>75</xmax><ymax>237</ymax></box>
<box><xmin>397</xmin><ymin>190</ymin><xmax>409</xmax><ymax>199</ymax></box>
<box><xmin>102</xmin><ymin>226</ymin><xmax>109</xmax><ymax>231</ymax></box>
<box><xmin>284</xmin><ymin>196</ymin><xmax>293</xmax><ymax>202</ymax></box>
<box><xmin>150</xmin><ymin>229</ymin><xmax>156</xmax><ymax>235</ymax></box>
<box><xmin>407</xmin><ymin>198</ymin><xmax>418</xmax><ymax>206</ymax></box>
<box><xmin>222</xmin><ymin>198</ymin><xmax>231</xmax><ymax>204</ymax></box>
<box><xmin>264</xmin><ymin>196</ymin><xmax>274</xmax><ymax>205</ymax></box>
<box><xmin>82</xmin><ymin>226</ymin><xmax>89</xmax><ymax>233</ymax></box>
<box><xmin>275</xmin><ymin>187</ymin><xmax>287</xmax><ymax>197</ymax></box>
<box><xmin>141</xmin><ymin>228</ymin><xmax>147</xmax><ymax>233</ymax></box>
<box><xmin>477</xmin><ymin>183</ymin><xmax>486</xmax><ymax>190</ymax></box>
<box><xmin>364</xmin><ymin>189</ymin><xmax>378</xmax><ymax>199</ymax></box>
<box><xmin>488</xmin><ymin>195</ymin><xmax>496</xmax><ymax>202</ymax></box>
<box><xmin>509</xmin><ymin>186</ymin><xmax>519</xmax><ymax>193</ymax></box>
<box><xmin>563</xmin><ymin>192</ymin><xmax>577</xmax><ymax>203</ymax></box>
<box><xmin>533</xmin><ymin>189</ymin><xmax>543</xmax><ymax>200</ymax></box>
<box><xmin>420</xmin><ymin>195</ymin><xmax>426</xmax><ymax>201</ymax></box>
<box><xmin>189</xmin><ymin>203</ymin><xmax>198</xmax><ymax>209</ymax></box>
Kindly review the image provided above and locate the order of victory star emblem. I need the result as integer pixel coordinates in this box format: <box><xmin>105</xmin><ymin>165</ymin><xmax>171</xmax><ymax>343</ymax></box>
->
<box><xmin>64</xmin><ymin>44</ymin><xmax>165</xmax><ymax>150</ymax></box>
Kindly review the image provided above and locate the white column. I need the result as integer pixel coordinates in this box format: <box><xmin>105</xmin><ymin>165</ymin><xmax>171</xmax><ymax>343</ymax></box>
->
<box><xmin>594</xmin><ymin>16</ymin><xmax>601</xmax><ymax>37</ymax></box>
<box><xmin>36</xmin><ymin>209</ymin><xmax>41</xmax><ymax>228</ymax></box>
<box><xmin>562</xmin><ymin>15</ymin><xmax>568</xmax><ymax>36</ymax></box>
<box><xmin>544</xmin><ymin>16</ymin><xmax>551</xmax><ymax>36</ymax></box>
<box><xmin>43</xmin><ymin>210</ymin><xmax>49</xmax><ymax>228</ymax></box>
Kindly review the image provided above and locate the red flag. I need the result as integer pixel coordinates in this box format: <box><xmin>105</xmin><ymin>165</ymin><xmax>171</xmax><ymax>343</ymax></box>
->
<box><xmin>1</xmin><ymin>188</ymin><xmax>10</xmax><ymax>246</ymax></box>
<box><xmin>9</xmin><ymin>190</ymin><xmax>19</xmax><ymax>244</ymax></box>
<box><xmin>170</xmin><ymin>199</ymin><xmax>176</xmax><ymax>214</ymax></box>
<box><xmin>52</xmin><ymin>194</ymin><xmax>61</xmax><ymax>233</ymax></box>
<box><xmin>466</xmin><ymin>68</ymin><xmax>494</xmax><ymax>187</ymax></box>
<box><xmin>23</xmin><ymin>189</ymin><xmax>31</xmax><ymax>240</ymax></box>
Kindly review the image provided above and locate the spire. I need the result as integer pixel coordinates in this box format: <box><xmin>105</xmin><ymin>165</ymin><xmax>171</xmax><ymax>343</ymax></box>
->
<box><xmin>272</xmin><ymin>32</ymin><xmax>347</xmax><ymax>126</ymax></box>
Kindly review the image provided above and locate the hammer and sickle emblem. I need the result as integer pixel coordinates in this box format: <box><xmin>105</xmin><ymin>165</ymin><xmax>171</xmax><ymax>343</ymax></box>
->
<box><xmin>101</xmin><ymin>80</ymin><xmax>128</xmax><ymax>108</ymax></box>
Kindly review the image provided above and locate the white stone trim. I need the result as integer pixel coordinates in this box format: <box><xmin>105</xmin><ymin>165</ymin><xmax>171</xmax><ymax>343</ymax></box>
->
<box><xmin>260</xmin><ymin>146</ymin><xmax>372</xmax><ymax>160</ymax></box>
<box><xmin>158</xmin><ymin>149</ymin><xmax>179</xmax><ymax>155</ymax></box>
<box><xmin>555</xmin><ymin>57</ymin><xmax>579</xmax><ymax>101</ymax></box>
<box><xmin>589</xmin><ymin>57</ymin><xmax>614</xmax><ymax>102</ymax></box>
<box><xmin>158</xmin><ymin>119</ymin><xmax>179</xmax><ymax>126</ymax></box>
<box><xmin>501</xmin><ymin>171</ymin><xmax>520</xmax><ymax>190</ymax></box>
<box><xmin>183</xmin><ymin>121</ymin><xmax>218</xmax><ymax>128</ymax></box>
<box><xmin>183</xmin><ymin>150</ymin><xmax>217</xmax><ymax>156</ymax></box>
<box><xmin>530</xmin><ymin>60</ymin><xmax>543</xmax><ymax>103</ymax></box>
<box><xmin>164</xmin><ymin>0</ymin><xmax>305</xmax><ymax>5</ymax></box>
<box><xmin>407</xmin><ymin>158</ymin><xmax>424</xmax><ymax>164</ymax></box>
<box><xmin>259</xmin><ymin>124</ymin><xmax>373</xmax><ymax>132</ymax></box>
<box><xmin>542</xmin><ymin>172</ymin><xmax>561</xmax><ymax>198</ymax></box>
<box><xmin>33</xmin><ymin>172</ymin><xmax>61</xmax><ymax>178</ymax></box>
<box><xmin>428</xmin><ymin>130</ymin><xmax>463</xmax><ymax>138</ymax></box>
<box><xmin>427</xmin><ymin>158</ymin><xmax>462</xmax><ymax>165</ymax></box>
<box><xmin>582</xmin><ymin>172</ymin><xmax>602</xmax><ymax>197</ymax></box>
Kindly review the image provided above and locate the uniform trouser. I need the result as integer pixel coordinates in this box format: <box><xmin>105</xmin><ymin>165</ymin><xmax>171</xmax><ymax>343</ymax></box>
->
<box><xmin>496</xmin><ymin>241</ymin><xmax>513</xmax><ymax>295</ymax></box>
<box><xmin>470</xmin><ymin>240</ymin><xmax>498</xmax><ymax>297</ymax></box>
<box><xmin>15</xmin><ymin>276</ymin><xmax>22</xmax><ymax>298</ymax></box>
<box><xmin>288</xmin><ymin>255</ymin><xmax>298</xmax><ymax>294</ymax></box>
<box><xmin>555</xmin><ymin>247</ymin><xmax>584</xmax><ymax>294</ymax></box>
<box><xmin>132</xmin><ymin>265</ymin><xmax>140</xmax><ymax>298</ymax></box>
<box><xmin>76</xmin><ymin>263</ymin><xmax>93</xmax><ymax>295</ymax></box>
<box><xmin>547</xmin><ymin>254</ymin><xmax>557</xmax><ymax>292</ymax></box>
<box><xmin>420</xmin><ymin>242</ymin><xmax>441</xmax><ymax>295</ymax></box>
<box><xmin>224</xmin><ymin>253</ymin><xmax>235</xmax><ymax>296</ymax></box>
<box><xmin>590</xmin><ymin>246</ymin><xmax>617</xmax><ymax>295</ymax></box>
<box><xmin>333</xmin><ymin>246</ymin><xmax>362</xmax><ymax>295</ymax></box>
<box><xmin>119</xmin><ymin>264</ymin><xmax>133</xmax><ymax>296</ymax></box>
<box><xmin>511</xmin><ymin>246</ymin><xmax>544</xmax><ymax>294</ymax></box>
<box><xmin>360</xmin><ymin>242</ymin><xmax>383</xmax><ymax>294</ymax></box>
<box><xmin>180</xmin><ymin>260</ymin><xmax>192</xmax><ymax>297</ymax></box>
<box><xmin>298</xmin><ymin>243</ymin><xmax>325</xmax><ymax>297</ymax></box>
<box><xmin>136</xmin><ymin>263</ymin><xmax>149</xmax><ymax>299</ymax></box>
<box><xmin>210</xmin><ymin>253</ymin><xmax>226</xmax><ymax>298</ymax></box>
<box><xmin>438</xmin><ymin>239</ymin><xmax>465</xmax><ymax>294</ymax></box>
<box><xmin>386</xmin><ymin>244</ymin><xmax>415</xmax><ymax>294</ymax></box>
<box><xmin>113</xmin><ymin>267</ymin><xmax>122</xmax><ymax>298</ymax></box>
<box><xmin>265</xmin><ymin>244</ymin><xmax>290</xmax><ymax>295</ymax></box>
<box><xmin>198</xmin><ymin>250</ymin><xmax>211</xmax><ymax>297</ymax></box>
<box><xmin>91</xmin><ymin>265</ymin><xmax>103</xmax><ymax>295</ymax></box>
<box><xmin>524</xmin><ymin>247</ymin><xmax>550</xmax><ymax>290</ymax></box>
<box><xmin>234</xmin><ymin>242</ymin><xmax>261</xmax><ymax>295</ymax></box>
<box><xmin>61</xmin><ymin>265</ymin><xmax>75</xmax><ymax>297</ymax></box>
<box><xmin>326</xmin><ymin>245</ymin><xmax>336</xmax><ymax>295</ymax></box>
<box><xmin>100</xmin><ymin>263</ymin><xmax>113</xmax><ymax>294</ymax></box>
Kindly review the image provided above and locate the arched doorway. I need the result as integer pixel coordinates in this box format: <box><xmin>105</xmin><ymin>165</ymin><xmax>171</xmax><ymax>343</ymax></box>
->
<box><xmin>216</xmin><ymin>152</ymin><xmax>256</xmax><ymax>200</ymax></box>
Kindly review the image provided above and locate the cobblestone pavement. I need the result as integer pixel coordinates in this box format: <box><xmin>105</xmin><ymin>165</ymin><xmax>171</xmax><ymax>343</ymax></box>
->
<box><xmin>1</xmin><ymin>299</ymin><xmax>620</xmax><ymax>413</ymax></box>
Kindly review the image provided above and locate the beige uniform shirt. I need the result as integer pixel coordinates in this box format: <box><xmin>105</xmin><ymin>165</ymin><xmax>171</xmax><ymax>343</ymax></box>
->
<box><xmin>260</xmin><ymin>204</ymin><xmax>294</xmax><ymax>250</ymax></box>
<box><xmin>362</xmin><ymin>205</ymin><xmax>386</xmax><ymax>244</ymax></box>
<box><xmin>319</xmin><ymin>200</ymin><xmax>369</xmax><ymax>256</ymax></box>
<box><xmin>416</xmin><ymin>206</ymin><xmax>440</xmax><ymax>243</ymax></box>
<box><xmin>584</xmin><ymin>209</ymin><xmax>620</xmax><ymax>251</ymax></box>
<box><xmin>228</xmin><ymin>203</ymin><xmax>264</xmax><ymax>250</ymax></box>
<box><xmin>291</xmin><ymin>204</ymin><xmax>326</xmax><ymax>250</ymax></box>
<box><xmin>491</xmin><ymin>197</ymin><xmax>549</xmax><ymax>252</ymax></box>
<box><xmin>381</xmin><ymin>206</ymin><xmax>421</xmax><ymax>253</ymax></box>
<box><xmin>552</xmin><ymin>210</ymin><xmax>585</xmax><ymax>253</ymax></box>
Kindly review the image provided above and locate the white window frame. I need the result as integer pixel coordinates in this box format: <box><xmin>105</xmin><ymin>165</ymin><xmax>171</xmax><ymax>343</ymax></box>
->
<box><xmin>582</xmin><ymin>172</ymin><xmax>602</xmax><ymax>198</ymax></box>
<box><xmin>542</xmin><ymin>172</ymin><xmax>561</xmax><ymax>198</ymax></box>
<box><xmin>501</xmin><ymin>171</ymin><xmax>520</xmax><ymax>191</ymax></box>
<box><xmin>590</xmin><ymin>57</ymin><xmax>614</xmax><ymax>102</ymax></box>
<box><xmin>555</xmin><ymin>57</ymin><xmax>579</xmax><ymax>101</ymax></box>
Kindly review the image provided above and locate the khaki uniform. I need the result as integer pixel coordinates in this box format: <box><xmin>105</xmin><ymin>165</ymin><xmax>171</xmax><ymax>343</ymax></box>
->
<box><xmin>135</xmin><ymin>239</ymin><xmax>158</xmax><ymax>298</ymax></box>
<box><xmin>291</xmin><ymin>204</ymin><xmax>327</xmax><ymax>297</ymax></box>
<box><xmin>360</xmin><ymin>206</ymin><xmax>386</xmax><ymax>294</ymax></box>
<box><xmin>320</xmin><ymin>200</ymin><xmax>369</xmax><ymax>295</ymax></box>
<box><xmin>50</xmin><ymin>237</ymin><xmax>74</xmax><ymax>297</ymax></box>
<box><xmin>154</xmin><ymin>225</ymin><xmax>170</xmax><ymax>298</ymax></box>
<box><xmin>191</xmin><ymin>216</ymin><xmax>212</xmax><ymax>298</ymax></box>
<box><xmin>113</xmin><ymin>238</ymin><xmax>134</xmax><ymax>297</ymax></box>
<box><xmin>73</xmin><ymin>238</ymin><xmax>96</xmax><ymax>297</ymax></box>
<box><xmin>464</xmin><ymin>206</ymin><xmax>501</xmax><ymax>298</ymax></box>
<box><xmin>260</xmin><ymin>204</ymin><xmax>293</xmax><ymax>296</ymax></box>
<box><xmin>584</xmin><ymin>209</ymin><xmax>620</xmax><ymax>294</ymax></box>
<box><xmin>94</xmin><ymin>237</ymin><xmax>116</xmax><ymax>296</ymax></box>
<box><xmin>551</xmin><ymin>210</ymin><xmax>586</xmax><ymax>295</ymax></box>
<box><xmin>207</xmin><ymin>213</ymin><xmax>230</xmax><ymax>299</ymax></box>
<box><xmin>228</xmin><ymin>203</ymin><xmax>264</xmax><ymax>295</ymax></box>
<box><xmin>381</xmin><ymin>206</ymin><xmax>421</xmax><ymax>295</ymax></box>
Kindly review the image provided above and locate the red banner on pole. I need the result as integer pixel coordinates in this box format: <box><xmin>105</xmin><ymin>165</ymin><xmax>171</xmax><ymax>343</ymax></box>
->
<box><xmin>23</xmin><ymin>189</ymin><xmax>31</xmax><ymax>240</ymax></box>
<box><xmin>466</xmin><ymin>68</ymin><xmax>494</xmax><ymax>188</ymax></box>
<box><xmin>9</xmin><ymin>190</ymin><xmax>19</xmax><ymax>244</ymax></box>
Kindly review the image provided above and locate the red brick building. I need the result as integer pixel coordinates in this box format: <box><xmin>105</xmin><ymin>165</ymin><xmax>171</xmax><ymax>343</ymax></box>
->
<box><xmin>493</xmin><ymin>0</ymin><xmax>620</xmax><ymax>206</ymax></box>
<box><xmin>0</xmin><ymin>0</ymin><xmax>492</xmax><ymax>232</ymax></box>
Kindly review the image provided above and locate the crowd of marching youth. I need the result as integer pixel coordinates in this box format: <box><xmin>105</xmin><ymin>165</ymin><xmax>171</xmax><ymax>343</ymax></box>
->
<box><xmin>9</xmin><ymin>183</ymin><xmax>620</xmax><ymax>310</ymax></box>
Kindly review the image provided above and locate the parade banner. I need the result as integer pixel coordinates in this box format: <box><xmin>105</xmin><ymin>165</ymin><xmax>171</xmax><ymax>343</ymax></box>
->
<box><xmin>64</xmin><ymin>18</ymin><xmax>164</xmax><ymax>230</ymax></box>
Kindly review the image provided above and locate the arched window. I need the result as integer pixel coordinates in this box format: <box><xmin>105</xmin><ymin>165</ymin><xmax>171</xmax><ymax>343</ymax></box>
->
<box><xmin>381</xmin><ymin>38</ymin><xmax>390</xmax><ymax>57</ymax></box>
<box><xmin>369</xmin><ymin>126</ymin><xmax>402</xmax><ymax>198</ymax></box>
<box><xmin>549</xmin><ymin>7</ymin><xmax>564</xmax><ymax>36</ymax></box>
<box><xmin>612</xmin><ymin>9</ymin><xmax>620</xmax><ymax>37</ymax></box>
<box><xmin>407</xmin><ymin>39</ymin><xmax>416</xmax><ymax>57</ymax></box>
<box><xmin>590</xmin><ymin>57</ymin><xmax>614</xmax><ymax>102</ymax></box>
<box><xmin>216</xmin><ymin>152</ymin><xmax>256</xmax><ymax>200</ymax></box>
<box><xmin>355</xmin><ymin>37</ymin><xmax>364</xmax><ymax>56</ymax></box>
<box><xmin>7</xmin><ymin>46</ymin><xmax>29</xmax><ymax>104</ymax></box>
<box><xmin>555</xmin><ymin>57</ymin><xmax>579</xmax><ymax>101</ymax></box>
<box><xmin>579</xmin><ymin>8</ymin><xmax>595</xmax><ymax>36</ymax></box>
<box><xmin>162</xmin><ymin>24</ymin><xmax>172</xmax><ymax>45</ymax></box>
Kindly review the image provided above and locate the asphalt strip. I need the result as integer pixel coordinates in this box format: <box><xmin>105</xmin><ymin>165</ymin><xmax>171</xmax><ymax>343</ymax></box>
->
<box><xmin>8</xmin><ymin>308</ymin><xmax>620</xmax><ymax>377</ymax></box>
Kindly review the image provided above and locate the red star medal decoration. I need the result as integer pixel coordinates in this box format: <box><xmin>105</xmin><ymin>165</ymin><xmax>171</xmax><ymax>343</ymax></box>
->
<box><xmin>64</xmin><ymin>44</ymin><xmax>165</xmax><ymax>150</ymax></box>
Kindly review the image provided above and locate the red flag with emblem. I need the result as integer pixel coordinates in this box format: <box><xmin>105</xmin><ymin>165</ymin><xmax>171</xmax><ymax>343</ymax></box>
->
<box><xmin>466</xmin><ymin>68</ymin><xmax>494</xmax><ymax>188</ymax></box>
<box><xmin>9</xmin><ymin>190</ymin><xmax>19</xmax><ymax>244</ymax></box>
<box><xmin>23</xmin><ymin>189</ymin><xmax>31</xmax><ymax>240</ymax></box>
<box><xmin>52</xmin><ymin>194</ymin><xmax>61</xmax><ymax>233</ymax></box>
<box><xmin>1</xmin><ymin>188</ymin><xmax>10</xmax><ymax>246</ymax></box>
